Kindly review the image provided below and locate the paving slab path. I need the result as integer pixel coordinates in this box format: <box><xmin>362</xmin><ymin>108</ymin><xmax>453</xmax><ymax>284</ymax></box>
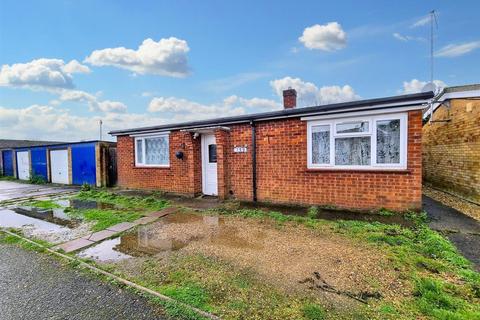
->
<box><xmin>0</xmin><ymin>244</ymin><xmax>168</xmax><ymax>320</ymax></box>
<box><xmin>423</xmin><ymin>195</ymin><xmax>480</xmax><ymax>271</ymax></box>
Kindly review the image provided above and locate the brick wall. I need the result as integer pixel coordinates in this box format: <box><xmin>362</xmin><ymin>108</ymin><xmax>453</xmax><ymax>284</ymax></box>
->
<box><xmin>117</xmin><ymin>110</ymin><xmax>423</xmax><ymax>211</ymax></box>
<box><xmin>423</xmin><ymin>99</ymin><xmax>480</xmax><ymax>201</ymax></box>
<box><xmin>117</xmin><ymin>132</ymin><xmax>201</xmax><ymax>195</ymax></box>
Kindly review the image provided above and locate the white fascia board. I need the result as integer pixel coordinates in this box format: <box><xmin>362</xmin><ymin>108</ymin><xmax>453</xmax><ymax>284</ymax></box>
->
<box><xmin>129</xmin><ymin>131</ymin><xmax>170</xmax><ymax>138</ymax></box>
<box><xmin>438</xmin><ymin>90</ymin><xmax>480</xmax><ymax>101</ymax></box>
<box><xmin>300</xmin><ymin>104</ymin><xmax>426</xmax><ymax>121</ymax></box>
<box><xmin>427</xmin><ymin>89</ymin><xmax>480</xmax><ymax>117</ymax></box>
<box><xmin>180</xmin><ymin>126</ymin><xmax>231</xmax><ymax>133</ymax></box>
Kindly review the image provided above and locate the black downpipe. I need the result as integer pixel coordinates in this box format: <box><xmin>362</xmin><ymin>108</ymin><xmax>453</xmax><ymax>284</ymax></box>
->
<box><xmin>250</xmin><ymin>120</ymin><xmax>257</xmax><ymax>202</ymax></box>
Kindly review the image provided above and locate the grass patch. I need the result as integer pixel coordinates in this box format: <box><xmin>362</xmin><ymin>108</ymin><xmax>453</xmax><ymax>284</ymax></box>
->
<box><xmin>301</xmin><ymin>303</ymin><xmax>325</xmax><ymax>320</ymax></box>
<box><xmin>27</xmin><ymin>199</ymin><xmax>62</xmax><ymax>209</ymax></box>
<box><xmin>0</xmin><ymin>175</ymin><xmax>17</xmax><ymax>181</ymax></box>
<box><xmin>66</xmin><ymin>208</ymin><xmax>142</xmax><ymax>232</ymax></box>
<box><xmin>127</xmin><ymin>254</ymin><xmax>329</xmax><ymax>320</ymax></box>
<box><xmin>75</xmin><ymin>189</ymin><xmax>169</xmax><ymax>211</ymax></box>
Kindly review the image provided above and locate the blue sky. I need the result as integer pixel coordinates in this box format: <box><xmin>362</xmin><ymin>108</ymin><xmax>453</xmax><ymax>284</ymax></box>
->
<box><xmin>1</xmin><ymin>0</ymin><xmax>479</xmax><ymax>141</ymax></box>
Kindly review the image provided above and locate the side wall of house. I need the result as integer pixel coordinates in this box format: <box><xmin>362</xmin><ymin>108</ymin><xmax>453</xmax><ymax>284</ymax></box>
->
<box><xmin>117</xmin><ymin>132</ymin><xmax>202</xmax><ymax>195</ymax></box>
<box><xmin>423</xmin><ymin>99</ymin><xmax>480</xmax><ymax>201</ymax></box>
<box><xmin>117</xmin><ymin>110</ymin><xmax>423</xmax><ymax>211</ymax></box>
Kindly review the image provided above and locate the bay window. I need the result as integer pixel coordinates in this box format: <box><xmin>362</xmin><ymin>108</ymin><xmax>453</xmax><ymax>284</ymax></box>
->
<box><xmin>307</xmin><ymin>113</ymin><xmax>407</xmax><ymax>169</ymax></box>
<box><xmin>135</xmin><ymin>134</ymin><xmax>170</xmax><ymax>167</ymax></box>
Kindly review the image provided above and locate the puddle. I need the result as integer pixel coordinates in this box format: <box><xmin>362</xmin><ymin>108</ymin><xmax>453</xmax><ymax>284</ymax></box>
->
<box><xmin>78</xmin><ymin>212</ymin><xmax>259</xmax><ymax>262</ymax></box>
<box><xmin>77</xmin><ymin>238</ymin><xmax>133</xmax><ymax>262</ymax></box>
<box><xmin>239</xmin><ymin>202</ymin><xmax>413</xmax><ymax>227</ymax></box>
<box><xmin>55</xmin><ymin>199</ymin><xmax>117</xmax><ymax>210</ymax></box>
<box><xmin>13</xmin><ymin>206</ymin><xmax>81</xmax><ymax>228</ymax></box>
<box><xmin>0</xmin><ymin>209</ymin><xmax>71</xmax><ymax>232</ymax></box>
<box><xmin>0</xmin><ymin>208</ymin><xmax>93</xmax><ymax>245</ymax></box>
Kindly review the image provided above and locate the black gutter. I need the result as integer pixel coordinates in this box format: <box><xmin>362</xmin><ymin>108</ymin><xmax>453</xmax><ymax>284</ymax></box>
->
<box><xmin>109</xmin><ymin>91</ymin><xmax>434</xmax><ymax>136</ymax></box>
<box><xmin>250</xmin><ymin>120</ymin><xmax>257</xmax><ymax>202</ymax></box>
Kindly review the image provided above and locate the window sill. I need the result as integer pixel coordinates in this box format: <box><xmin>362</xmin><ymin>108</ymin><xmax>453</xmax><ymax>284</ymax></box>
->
<box><xmin>134</xmin><ymin>165</ymin><xmax>171</xmax><ymax>169</ymax></box>
<box><xmin>305</xmin><ymin>168</ymin><xmax>411</xmax><ymax>174</ymax></box>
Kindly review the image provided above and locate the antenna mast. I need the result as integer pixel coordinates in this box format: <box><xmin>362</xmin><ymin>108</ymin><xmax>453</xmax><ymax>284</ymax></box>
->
<box><xmin>99</xmin><ymin>119</ymin><xmax>103</xmax><ymax>141</ymax></box>
<box><xmin>430</xmin><ymin>10</ymin><xmax>438</xmax><ymax>84</ymax></box>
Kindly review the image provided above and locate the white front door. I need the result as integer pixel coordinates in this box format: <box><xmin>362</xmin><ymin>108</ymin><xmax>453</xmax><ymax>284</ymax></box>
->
<box><xmin>201</xmin><ymin>134</ymin><xmax>218</xmax><ymax>196</ymax></box>
<box><xmin>16</xmin><ymin>151</ymin><xmax>30</xmax><ymax>180</ymax></box>
<box><xmin>50</xmin><ymin>149</ymin><xmax>69</xmax><ymax>184</ymax></box>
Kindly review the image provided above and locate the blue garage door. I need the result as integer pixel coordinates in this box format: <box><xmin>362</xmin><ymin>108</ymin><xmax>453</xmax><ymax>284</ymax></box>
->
<box><xmin>71</xmin><ymin>143</ymin><xmax>96</xmax><ymax>185</ymax></box>
<box><xmin>31</xmin><ymin>148</ymin><xmax>48</xmax><ymax>180</ymax></box>
<box><xmin>2</xmin><ymin>150</ymin><xmax>14</xmax><ymax>176</ymax></box>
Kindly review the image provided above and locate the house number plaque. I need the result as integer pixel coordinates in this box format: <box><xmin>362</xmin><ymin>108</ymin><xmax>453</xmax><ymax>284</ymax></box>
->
<box><xmin>233</xmin><ymin>145</ymin><xmax>248</xmax><ymax>153</ymax></box>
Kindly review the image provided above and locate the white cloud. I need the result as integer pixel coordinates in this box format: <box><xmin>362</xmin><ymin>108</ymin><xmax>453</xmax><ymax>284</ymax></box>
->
<box><xmin>299</xmin><ymin>22</ymin><xmax>347</xmax><ymax>51</ymax></box>
<box><xmin>97</xmin><ymin>100</ymin><xmax>128</xmax><ymax>113</ymax></box>
<box><xmin>148</xmin><ymin>96</ymin><xmax>246</xmax><ymax>118</ymax></box>
<box><xmin>435</xmin><ymin>41</ymin><xmax>480</xmax><ymax>57</ymax></box>
<box><xmin>58</xmin><ymin>89</ymin><xmax>127</xmax><ymax>113</ymax></box>
<box><xmin>85</xmin><ymin>37</ymin><xmax>190</xmax><ymax>77</ymax></box>
<box><xmin>411</xmin><ymin>15</ymin><xmax>430</xmax><ymax>28</ymax></box>
<box><xmin>393</xmin><ymin>33</ymin><xmax>425</xmax><ymax>42</ymax></box>
<box><xmin>270</xmin><ymin>76</ymin><xmax>359</xmax><ymax>106</ymax></box>
<box><xmin>0</xmin><ymin>104</ymin><xmax>162</xmax><ymax>141</ymax></box>
<box><xmin>223</xmin><ymin>95</ymin><xmax>281</xmax><ymax>111</ymax></box>
<box><xmin>401</xmin><ymin>79</ymin><xmax>447</xmax><ymax>94</ymax></box>
<box><xmin>147</xmin><ymin>93</ymin><xmax>281</xmax><ymax>123</ymax></box>
<box><xmin>63</xmin><ymin>59</ymin><xmax>91</xmax><ymax>74</ymax></box>
<box><xmin>0</xmin><ymin>58</ymin><xmax>90</xmax><ymax>90</ymax></box>
<box><xmin>141</xmin><ymin>91</ymin><xmax>157</xmax><ymax>97</ymax></box>
<box><xmin>202</xmin><ymin>72</ymin><xmax>269</xmax><ymax>93</ymax></box>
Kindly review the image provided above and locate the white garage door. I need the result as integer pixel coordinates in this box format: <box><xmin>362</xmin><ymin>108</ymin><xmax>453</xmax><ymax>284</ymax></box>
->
<box><xmin>16</xmin><ymin>151</ymin><xmax>30</xmax><ymax>180</ymax></box>
<box><xmin>50</xmin><ymin>150</ymin><xmax>69</xmax><ymax>184</ymax></box>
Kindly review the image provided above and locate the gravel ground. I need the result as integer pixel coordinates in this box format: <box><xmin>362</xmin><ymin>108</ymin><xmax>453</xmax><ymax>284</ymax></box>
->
<box><xmin>0</xmin><ymin>244</ymin><xmax>168</xmax><ymax>320</ymax></box>
<box><xmin>115</xmin><ymin>212</ymin><xmax>404</xmax><ymax>303</ymax></box>
<box><xmin>423</xmin><ymin>185</ymin><xmax>480</xmax><ymax>221</ymax></box>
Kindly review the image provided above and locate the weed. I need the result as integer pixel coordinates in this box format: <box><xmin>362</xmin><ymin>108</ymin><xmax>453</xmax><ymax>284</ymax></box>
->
<box><xmin>307</xmin><ymin>206</ymin><xmax>319</xmax><ymax>219</ymax></box>
<box><xmin>378</xmin><ymin>208</ymin><xmax>395</xmax><ymax>216</ymax></box>
<box><xmin>27</xmin><ymin>200</ymin><xmax>62</xmax><ymax>209</ymax></box>
<box><xmin>81</xmin><ymin>183</ymin><xmax>92</xmax><ymax>191</ymax></box>
<box><xmin>29</xmin><ymin>173</ymin><xmax>46</xmax><ymax>184</ymax></box>
<box><xmin>301</xmin><ymin>303</ymin><xmax>325</xmax><ymax>320</ymax></box>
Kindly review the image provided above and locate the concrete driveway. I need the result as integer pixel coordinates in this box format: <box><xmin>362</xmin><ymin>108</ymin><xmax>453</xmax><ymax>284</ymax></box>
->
<box><xmin>0</xmin><ymin>180</ymin><xmax>76</xmax><ymax>203</ymax></box>
<box><xmin>423</xmin><ymin>195</ymin><xmax>480</xmax><ymax>271</ymax></box>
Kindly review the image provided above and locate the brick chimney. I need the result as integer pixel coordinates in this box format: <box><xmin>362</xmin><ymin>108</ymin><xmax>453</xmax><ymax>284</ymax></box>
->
<box><xmin>283</xmin><ymin>88</ymin><xmax>297</xmax><ymax>109</ymax></box>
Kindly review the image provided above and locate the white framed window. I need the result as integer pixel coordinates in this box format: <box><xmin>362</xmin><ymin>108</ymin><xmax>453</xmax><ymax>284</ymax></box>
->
<box><xmin>134</xmin><ymin>134</ymin><xmax>170</xmax><ymax>167</ymax></box>
<box><xmin>307</xmin><ymin>113</ymin><xmax>408</xmax><ymax>170</ymax></box>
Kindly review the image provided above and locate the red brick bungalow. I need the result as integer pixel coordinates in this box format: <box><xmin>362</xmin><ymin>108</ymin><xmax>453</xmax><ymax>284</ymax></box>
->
<box><xmin>110</xmin><ymin>89</ymin><xmax>434</xmax><ymax>211</ymax></box>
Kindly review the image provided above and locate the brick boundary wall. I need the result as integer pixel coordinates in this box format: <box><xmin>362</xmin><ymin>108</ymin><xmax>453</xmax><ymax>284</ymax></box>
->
<box><xmin>423</xmin><ymin>99</ymin><xmax>480</xmax><ymax>202</ymax></box>
<box><xmin>117</xmin><ymin>110</ymin><xmax>423</xmax><ymax>211</ymax></box>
